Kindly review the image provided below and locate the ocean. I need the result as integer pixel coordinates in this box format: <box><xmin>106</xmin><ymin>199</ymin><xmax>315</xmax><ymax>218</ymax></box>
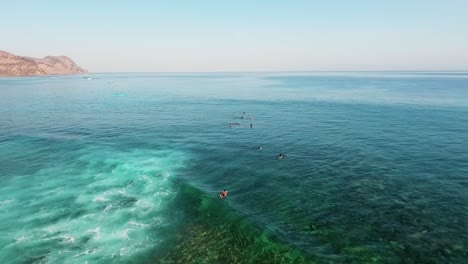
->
<box><xmin>0</xmin><ymin>72</ymin><xmax>467</xmax><ymax>263</ymax></box>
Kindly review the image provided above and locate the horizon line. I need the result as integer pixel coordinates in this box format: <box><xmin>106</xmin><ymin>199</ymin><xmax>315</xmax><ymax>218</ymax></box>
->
<box><xmin>89</xmin><ymin>70</ymin><xmax>468</xmax><ymax>74</ymax></box>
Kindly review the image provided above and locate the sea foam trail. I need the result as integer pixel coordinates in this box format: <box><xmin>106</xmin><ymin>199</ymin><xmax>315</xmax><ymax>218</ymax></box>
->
<box><xmin>0</xmin><ymin>146</ymin><xmax>188</xmax><ymax>263</ymax></box>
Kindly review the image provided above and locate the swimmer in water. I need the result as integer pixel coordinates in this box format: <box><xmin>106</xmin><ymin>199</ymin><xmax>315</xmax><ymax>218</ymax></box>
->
<box><xmin>250</xmin><ymin>123</ymin><xmax>253</xmax><ymax>128</ymax></box>
<box><xmin>219</xmin><ymin>189</ymin><xmax>228</xmax><ymax>199</ymax></box>
<box><xmin>257</xmin><ymin>146</ymin><xmax>263</xmax><ymax>151</ymax></box>
<box><xmin>278</xmin><ymin>153</ymin><xmax>284</xmax><ymax>159</ymax></box>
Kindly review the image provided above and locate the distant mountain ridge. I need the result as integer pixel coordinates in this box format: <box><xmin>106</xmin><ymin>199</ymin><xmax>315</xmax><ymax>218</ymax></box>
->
<box><xmin>0</xmin><ymin>50</ymin><xmax>87</xmax><ymax>76</ymax></box>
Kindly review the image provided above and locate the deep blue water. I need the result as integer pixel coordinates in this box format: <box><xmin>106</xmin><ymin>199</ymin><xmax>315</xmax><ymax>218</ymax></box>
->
<box><xmin>1</xmin><ymin>72</ymin><xmax>467</xmax><ymax>263</ymax></box>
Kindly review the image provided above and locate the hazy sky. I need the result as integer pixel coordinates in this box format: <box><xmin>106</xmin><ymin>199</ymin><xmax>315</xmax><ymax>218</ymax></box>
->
<box><xmin>2</xmin><ymin>0</ymin><xmax>468</xmax><ymax>72</ymax></box>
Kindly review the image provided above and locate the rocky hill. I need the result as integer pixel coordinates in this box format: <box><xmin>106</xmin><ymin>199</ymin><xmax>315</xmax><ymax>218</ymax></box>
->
<box><xmin>0</xmin><ymin>50</ymin><xmax>87</xmax><ymax>76</ymax></box>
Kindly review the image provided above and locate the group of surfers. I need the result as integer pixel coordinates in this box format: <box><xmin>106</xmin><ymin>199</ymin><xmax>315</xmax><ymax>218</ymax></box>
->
<box><xmin>229</xmin><ymin>112</ymin><xmax>253</xmax><ymax>128</ymax></box>
<box><xmin>219</xmin><ymin>151</ymin><xmax>284</xmax><ymax>199</ymax></box>
<box><xmin>220</xmin><ymin>114</ymin><xmax>285</xmax><ymax>199</ymax></box>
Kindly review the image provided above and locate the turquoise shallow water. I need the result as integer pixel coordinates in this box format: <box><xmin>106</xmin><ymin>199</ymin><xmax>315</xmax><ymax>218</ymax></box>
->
<box><xmin>1</xmin><ymin>72</ymin><xmax>468</xmax><ymax>263</ymax></box>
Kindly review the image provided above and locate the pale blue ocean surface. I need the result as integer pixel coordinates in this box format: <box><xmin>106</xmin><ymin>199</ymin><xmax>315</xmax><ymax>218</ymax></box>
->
<box><xmin>1</xmin><ymin>72</ymin><xmax>467</xmax><ymax>263</ymax></box>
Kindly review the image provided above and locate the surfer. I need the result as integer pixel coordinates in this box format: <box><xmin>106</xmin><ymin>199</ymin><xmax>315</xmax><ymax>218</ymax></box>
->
<box><xmin>278</xmin><ymin>153</ymin><xmax>284</xmax><ymax>159</ymax></box>
<box><xmin>219</xmin><ymin>189</ymin><xmax>228</xmax><ymax>199</ymax></box>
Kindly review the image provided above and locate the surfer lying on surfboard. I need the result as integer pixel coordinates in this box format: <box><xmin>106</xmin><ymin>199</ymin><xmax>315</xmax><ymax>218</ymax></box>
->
<box><xmin>219</xmin><ymin>189</ymin><xmax>228</xmax><ymax>199</ymax></box>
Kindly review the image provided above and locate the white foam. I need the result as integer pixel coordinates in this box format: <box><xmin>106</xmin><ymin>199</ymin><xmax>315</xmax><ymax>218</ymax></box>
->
<box><xmin>118</xmin><ymin>190</ymin><xmax>129</xmax><ymax>197</ymax></box>
<box><xmin>128</xmin><ymin>220</ymin><xmax>150</xmax><ymax>227</ymax></box>
<box><xmin>134</xmin><ymin>199</ymin><xmax>154</xmax><ymax>212</ymax></box>
<box><xmin>15</xmin><ymin>235</ymin><xmax>28</xmax><ymax>243</ymax></box>
<box><xmin>93</xmin><ymin>196</ymin><xmax>108</xmax><ymax>202</ymax></box>
<box><xmin>103</xmin><ymin>204</ymin><xmax>113</xmax><ymax>213</ymax></box>
<box><xmin>0</xmin><ymin>199</ymin><xmax>14</xmax><ymax>206</ymax></box>
<box><xmin>73</xmin><ymin>248</ymin><xmax>100</xmax><ymax>258</ymax></box>
<box><xmin>61</xmin><ymin>234</ymin><xmax>75</xmax><ymax>243</ymax></box>
<box><xmin>0</xmin><ymin>147</ymin><xmax>189</xmax><ymax>263</ymax></box>
<box><xmin>81</xmin><ymin>213</ymin><xmax>95</xmax><ymax>219</ymax></box>
<box><xmin>119</xmin><ymin>247</ymin><xmax>128</xmax><ymax>256</ymax></box>
<box><xmin>89</xmin><ymin>227</ymin><xmax>101</xmax><ymax>240</ymax></box>
<box><xmin>151</xmin><ymin>217</ymin><xmax>164</xmax><ymax>226</ymax></box>
<box><xmin>122</xmin><ymin>228</ymin><xmax>134</xmax><ymax>239</ymax></box>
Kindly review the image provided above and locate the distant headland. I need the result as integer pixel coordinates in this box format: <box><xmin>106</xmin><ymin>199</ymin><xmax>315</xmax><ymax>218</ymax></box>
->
<box><xmin>0</xmin><ymin>50</ymin><xmax>87</xmax><ymax>76</ymax></box>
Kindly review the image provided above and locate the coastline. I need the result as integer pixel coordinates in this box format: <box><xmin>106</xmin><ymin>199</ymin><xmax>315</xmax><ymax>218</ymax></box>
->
<box><xmin>0</xmin><ymin>73</ymin><xmax>89</xmax><ymax>77</ymax></box>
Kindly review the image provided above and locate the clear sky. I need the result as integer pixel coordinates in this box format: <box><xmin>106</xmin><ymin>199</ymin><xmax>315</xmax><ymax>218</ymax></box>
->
<box><xmin>1</xmin><ymin>0</ymin><xmax>468</xmax><ymax>72</ymax></box>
